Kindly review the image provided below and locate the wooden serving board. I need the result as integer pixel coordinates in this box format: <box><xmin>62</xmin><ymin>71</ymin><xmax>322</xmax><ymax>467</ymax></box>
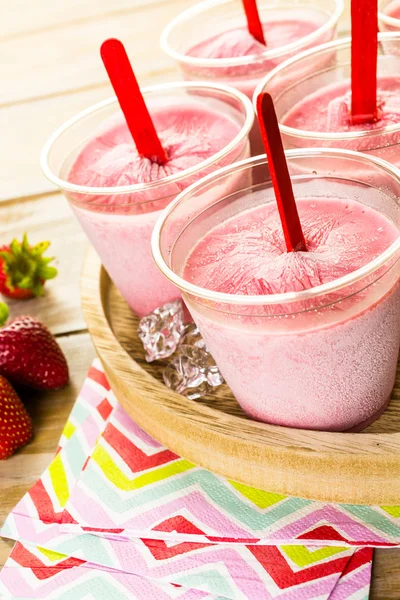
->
<box><xmin>81</xmin><ymin>247</ymin><xmax>400</xmax><ymax>505</ymax></box>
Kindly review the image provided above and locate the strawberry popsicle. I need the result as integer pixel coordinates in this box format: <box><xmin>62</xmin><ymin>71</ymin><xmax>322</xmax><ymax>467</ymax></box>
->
<box><xmin>282</xmin><ymin>77</ymin><xmax>400</xmax><ymax>138</ymax></box>
<box><xmin>185</xmin><ymin>13</ymin><xmax>323</xmax><ymax>98</ymax></box>
<box><xmin>162</xmin><ymin>1</ymin><xmax>342</xmax><ymax>100</ymax></box>
<box><xmin>182</xmin><ymin>194</ymin><xmax>400</xmax><ymax>431</ymax></box>
<box><xmin>64</xmin><ymin>92</ymin><xmax>251</xmax><ymax>317</ymax></box>
<box><xmin>257</xmin><ymin>34</ymin><xmax>400</xmax><ymax>162</ymax></box>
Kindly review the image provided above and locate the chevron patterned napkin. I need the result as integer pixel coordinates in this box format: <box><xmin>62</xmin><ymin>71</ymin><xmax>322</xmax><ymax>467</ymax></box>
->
<box><xmin>60</xmin><ymin>393</ymin><xmax>400</xmax><ymax>548</ymax></box>
<box><xmin>0</xmin><ymin>361</ymin><xmax>373</xmax><ymax>599</ymax></box>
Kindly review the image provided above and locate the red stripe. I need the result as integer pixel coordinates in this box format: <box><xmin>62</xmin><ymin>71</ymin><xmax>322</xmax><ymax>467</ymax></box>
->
<box><xmin>141</xmin><ymin>538</ymin><xmax>209</xmax><ymax>560</ymax></box>
<box><xmin>88</xmin><ymin>366</ymin><xmax>110</xmax><ymax>390</ymax></box>
<box><xmin>28</xmin><ymin>480</ymin><xmax>63</xmax><ymax>524</ymax></box>
<box><xmin>153</xmin><ymin>516</ymin><xmax>205</xmax><ymax>536</ymax></box>
<box><xmin>103</xmin><ymin>423</ymin><xmax>178</xmax><ymax>472</ymax></box>
<box><xmin>248</xmin><ymin>545</ymin><xmax>350</xmax><ymax>588</ymax></box>
<box><xmin>341</xmin><ymin>547</ymin><xmax>373</xmax><ymax>576</ymax></box>
<box><xmin>11</xmin><ymin>543</ymin><xmax>85</xmax><ymax>580</ymax></box>
<box><xmin>97</xmin><ymin>398</ymin><xmax>113</xmax><ymax>420</ymax></box>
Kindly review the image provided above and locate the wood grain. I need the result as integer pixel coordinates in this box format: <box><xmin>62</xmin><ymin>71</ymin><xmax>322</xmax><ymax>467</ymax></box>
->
<box><xmin>0</xmin><ymin>0</ymin><xmax>189</xmax><ymax>106</ymax></box>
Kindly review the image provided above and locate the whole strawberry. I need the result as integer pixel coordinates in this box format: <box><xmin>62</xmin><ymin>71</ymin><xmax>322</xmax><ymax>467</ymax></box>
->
<box><xmin>0</xmin><ymin>375</ymin><xmax>33</xmax><ymax>459</ymax></box>
<box><xmin>0</xmin><ymin>316</ymin><xmax>69</xmax><ymax>390</ymax></box>
<box><xmin>0</xmin><ymin>234</ymin><xmax>57</xmax><ymax>300</ymax></box>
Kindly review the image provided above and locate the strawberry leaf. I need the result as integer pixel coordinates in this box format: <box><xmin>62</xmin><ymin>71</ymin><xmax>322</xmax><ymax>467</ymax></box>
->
<box><xmin>0</xmin><ymin>303</ymin><xmax>8</xmax><ymax>326</ymax></box>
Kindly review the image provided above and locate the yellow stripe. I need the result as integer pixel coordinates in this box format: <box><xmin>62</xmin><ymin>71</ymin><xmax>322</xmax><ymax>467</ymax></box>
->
<box><xmin>62</xmin><ymin>420</ymin><xmax>76</xmax><ymax>440</ymax></box>
<box><xmin>281</xmin><ymin>545</ymin><xmax>348</xmax><ymax>567</ymax></box>
<box><xmin>92</xmin><ymin>445</ymin><xmax>194</xmax><ymax>491</ymax></box>
<box><xmin>229</xmin><ymin>480</ymin><xmax>286</xmax><ymax>509</ymax></box>
<box><xmin>48</xmin><ymin>453</ymin><xmax>69</xmax><ymax>507</ymax></box>
<box><xmin>37</xmin><ymin>546</ymin><xmax>67</xmax><ymax>562</ymax></box>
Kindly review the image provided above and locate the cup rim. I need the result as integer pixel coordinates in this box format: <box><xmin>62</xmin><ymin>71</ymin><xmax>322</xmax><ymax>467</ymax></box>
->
<box><xmin>151</xmin><ymin>148</ymin><xmax>400</xmax><ymax>306</ymax></box>
<box><xmin>160</xmin><ymin>0</ymin><xmax>344</xmax><ymax>68</ymax></box>
<box><xmin>379</xmin><ymin>2</ymin><xmax>400</xmax><ymax>27</ymax></box>
<box><xmin>253</xmin><ymin>31</ymin><xmax>400</xmax><ymax>141</ymax></box>
<box><xmin>40</xmin><ymin>81</ymin><xmax>254</xmax><ymax>196</ymax></box>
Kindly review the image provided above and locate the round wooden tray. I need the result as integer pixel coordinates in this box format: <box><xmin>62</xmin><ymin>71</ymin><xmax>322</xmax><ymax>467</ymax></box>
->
<box><xmin>81</xmin><ymin>248</ymin><xmax>400</xmax><ymax>505</ymax></box>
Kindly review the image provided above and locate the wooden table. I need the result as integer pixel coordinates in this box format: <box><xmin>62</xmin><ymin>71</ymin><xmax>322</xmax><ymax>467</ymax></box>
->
<box><xmin>0</xmin><ymin>1</ymin><xmax>399</xmax><ymax>596</ymax></box>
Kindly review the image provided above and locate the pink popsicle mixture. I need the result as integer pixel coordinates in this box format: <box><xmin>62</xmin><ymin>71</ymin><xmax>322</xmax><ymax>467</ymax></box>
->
<box><xmin>185</xmin><ymin>9</ymin><xmax>328</xmax><ymax>98</ymax></box>
<box><xmin>282</xmin><ymin>77</ymin><xmax>400</xmax><ymax>132</ymax></box>
<box><xmin>381</xmin><ymin>0</ymin><xmax>400</xmax><ymax>21</ymax></box>
<box><xmin>67</xmin><ymin>101</ymin><xmax>243</xmax><ymax>317</ymax></box>
<box><xmin>183</xmin><ymin>195</ymin><xmax>400</xmax><ymax>431</ymax></box>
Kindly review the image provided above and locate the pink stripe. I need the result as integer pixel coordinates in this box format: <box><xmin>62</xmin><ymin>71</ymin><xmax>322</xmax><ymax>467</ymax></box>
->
<box><xmin>272</xmin><ymin>507</ymin><xmax>389</xmax><ymax>546</ymax></box>
<box><xmin>329</xmin><ymin>563</ymin><xmax>372</xmax><ymax>599</ymax></box>
<box><xmin>111</xmin><ymin>406</ymin><xmax>164</xmax><ymax>449</ymax></box>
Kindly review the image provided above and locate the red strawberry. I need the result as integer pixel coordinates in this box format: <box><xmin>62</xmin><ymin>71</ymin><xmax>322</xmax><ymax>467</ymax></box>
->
<box><xmin>0</xmin><ymin>234</ymin><xmax>57</xmax><ymax>300</ymax></box>
<box><xmin>0</xmin><ymin>316</ymin><xmax>69</xmax><ymax>390</ymax></box>
<box><xmin>0</xmin><ymin>375</ymin><xmax>33</xmax><ymax>459</ymax></box>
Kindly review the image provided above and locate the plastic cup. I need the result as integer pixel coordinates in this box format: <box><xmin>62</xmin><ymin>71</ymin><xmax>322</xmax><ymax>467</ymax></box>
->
<box><xmin>161</xmin><ymin>0</ymin><xmax>343</xmax><ymax>156</ymax></box>
<box><xmin>152</xmin><ymin>149</ymin><xmax>400</xmax><ymax>432</ymax></box>
<box><xmin>41</xmin><ymin>82</ymin><xmax>254</xmax><ymax>318</ymax></box>
<box><xmin>379</xmin><ymin>0</ymin><xmax>400</xmax><ymax>32</ymax></box>
<box><xmin>255</xmin><ymin>32</ymin><xmax>400</xmax><ymax>166</ymax></box>
<box><xmin>161</xmin><ymin>0</ymin><xmax>343</xmax><ymax>99</ymax></box>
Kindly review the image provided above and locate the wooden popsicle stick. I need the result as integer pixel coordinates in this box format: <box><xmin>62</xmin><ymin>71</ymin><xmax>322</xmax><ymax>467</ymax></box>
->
<box><xmin>101</xmin><ymin>38</ymin><xmax>167</xmax><ymax>164</ymax></box>
<box><xmin>351</xmin><ymin>0</ymin><xmax>378</xmax><ymax>124</ymax></box>
<box><xmin>242</xmin><ymin>0</ymin><xmax>267</xmax><ymax>45</ymax></box>
<box><xmin>257</xmin><ymin>92</ymin><xmax>307</xmax><ymax>252</ymax></box>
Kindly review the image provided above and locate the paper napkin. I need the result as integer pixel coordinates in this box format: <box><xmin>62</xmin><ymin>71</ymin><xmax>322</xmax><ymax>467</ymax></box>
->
<box><xmin>61</xmin><ymin>397</ymin><xmax>400</xmax><ymax>547</ymax></box>
<box><xmin>0</xmin><ymin>361</ymin><xmax>372</xmax><ymax>599</ymax></box>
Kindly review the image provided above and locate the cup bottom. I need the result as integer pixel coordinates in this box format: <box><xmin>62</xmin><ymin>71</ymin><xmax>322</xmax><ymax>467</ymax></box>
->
<box><xmin>345</xmin><ymin>392</ymin><xmax>392</xmax><ymax>433</ymax></box>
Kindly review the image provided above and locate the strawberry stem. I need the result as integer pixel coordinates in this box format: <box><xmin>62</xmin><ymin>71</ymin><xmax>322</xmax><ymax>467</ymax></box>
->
<box><xmin>0</xmin><ymin>234</ymin><xmax>57</xmax><ymax>297</ymax></box>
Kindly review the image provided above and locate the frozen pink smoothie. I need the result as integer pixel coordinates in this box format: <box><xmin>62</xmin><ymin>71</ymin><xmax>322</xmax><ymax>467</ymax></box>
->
<box><xmin>380</xmin><ymin>0</ymin><xmax>400</xmax><ymax>29</ymax></box>
<box><xmin>282</xmin><ymin>77</ymin><xmax>400</xmax><ymax>134</ymax></box>
<box><xmin>186</xmin><ymin>14</ymin><xmax>324</xmax><ymax>98</ymax></box>
<box><xmin>66</xmin><ymin>99</ymin><xmax>248</xmax><ymax>317</ymax></box>
<box><xmin>182</xmin><ymin>195</ymin><xmax>400</xmax><ymax>431</ymax></box>
<box><xmin>280</xmin><ymin>76</ymin><xmax>400</xmax><ymax>161</ymax></box>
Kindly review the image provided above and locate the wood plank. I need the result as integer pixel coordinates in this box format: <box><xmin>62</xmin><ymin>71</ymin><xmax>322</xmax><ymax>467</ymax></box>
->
<box><xmin>0</xmin><ymin>0</ymin><xmax>190</xmax><ymax>107</ymax></box>
<box><xmin>0</xmin><ymin>88</ymin><xmax>109</xmax><ymax>201</ymax></box>
<box><xmin>1</xmin><ymin>0</ymin><xmax>191</xmax><ymax>41</ymax></box>
<box><xmin>0</xmin><ymin>333</ymin><xmax>96</xmax><ymax>567</ymax></box>
<box><xmin>371</xmin><ymin>549</ymin><xmax>400</xmax><ymax>599</ymax></box>
<box><xmin>1</xmin><ymin>193</ymin><xmax>88</xmax><ymax>334</ymax></box>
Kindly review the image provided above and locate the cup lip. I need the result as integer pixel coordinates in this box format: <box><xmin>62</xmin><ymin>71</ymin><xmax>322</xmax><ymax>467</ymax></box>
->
<box><xmin>160</xmin><ymin>0</ymin><xmax>344</xmax><ymax>68</ymax></box>
<box><xmin>379</xmin><ymin>1</ymin><xmax>400</xmax><ymax>27</ymax></box>
<box><xmin>253</xmin><ymin>31</ymin><xmax>400</xmax><ymax>141</ymax></box>
<box><xmin>40</xmin><ymin>81</ymin><xmax>254</xmax><ymax>196</ymax></box>
<box><xmin>151</xmin><ymin>148</ymin><xmax>400</xmax><ymax>307</ymax></box>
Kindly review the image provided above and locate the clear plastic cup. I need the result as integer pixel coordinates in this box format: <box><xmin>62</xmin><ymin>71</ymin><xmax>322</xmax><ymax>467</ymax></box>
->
<box><xmin>152</xmin><ymin>149</ymin><xmax>400</xmax><ymax>432</ymax></box>
<box><xmin>162</xmin><ymin>0</ymin><xmax>342</xmax><ymax>157</ymax></box>
<box><xmin>41</xmin><ymin>82</ymin><xmax>254</xmax><ymax>318</ymax></box>
<box><xmin>379</xmin><ymin>0</ymin><xmax>400</xmax><ymax>32</ymax></box>
<box><xmin>161</xmin><ymin>0</ymin><xmax>343</xmax><ymax>99</ymax></box>
<box><xmin>255</xmin><ymin>32</ymin><xmax>400</xmax><ymax>166</ymax></box>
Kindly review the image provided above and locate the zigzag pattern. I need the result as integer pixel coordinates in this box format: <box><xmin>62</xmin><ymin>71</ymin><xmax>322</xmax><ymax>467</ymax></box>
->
<box><xmin>1</xmin><ymin>514</ymin><xmax>358</xmax><ymax>599</ymax></box>
<box><xmin>61</xmin><ymin>398</ymin><xmax>400</xmax><ymax>547</ymax></box>
<box><xmin>0</xmin><ymin>543</ymin><xmax>217</xmax><ymax>599</ymax></box>
<box><xmin>0</xmin><ymin>362</ymin><xmax>372</xmax><ymax>599</ymax></box>
<box><xmin>0</xmin><ymin>542</ymin><xmax>371</xmax><ymax>600</ymax></box>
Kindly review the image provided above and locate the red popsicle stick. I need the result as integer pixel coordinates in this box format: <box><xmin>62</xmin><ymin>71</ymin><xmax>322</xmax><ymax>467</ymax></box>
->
<box><xmin>100</xmin><ymin>38</ymin><xmax>167</xmax><ymax>164</ymax></box>
<box><xmin>257</xmin><ymin>93</ymin><xmax>307</xmax><ymax>253</ymax></box>
<box><xmin>351</xmin><ymin>0</ymin><xmax>378</xmax><ymax>124</ymax></box>
<box><xmin>242</xmin><ymin>0</ymin><xmax>267</xmax><ymax>45</ymax></box>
